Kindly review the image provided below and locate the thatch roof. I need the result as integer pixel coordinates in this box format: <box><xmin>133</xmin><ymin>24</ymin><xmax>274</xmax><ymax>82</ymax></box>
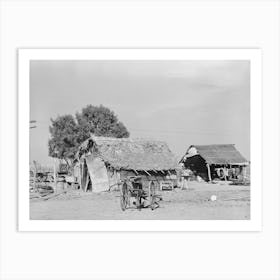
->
<box><xmin>184</xmin><ymin>144</ymin><xmax>248</xmax><ymax>165</ymax></box>
<box><xmin>78</xmin><ymin>135</ymin><xmax>178</xmax><ymax>171</ymax></box>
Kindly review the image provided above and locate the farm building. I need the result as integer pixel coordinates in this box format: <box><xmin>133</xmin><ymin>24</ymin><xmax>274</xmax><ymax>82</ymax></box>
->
<box><xmin>179</xmin><ymin>144</ymin><xmax>249</xmax><ymax>182</ymax></box>
<box><xmin>76</xmin><ymin>135</ymin><xmax>178</xmax><ymax>192</ymax></box>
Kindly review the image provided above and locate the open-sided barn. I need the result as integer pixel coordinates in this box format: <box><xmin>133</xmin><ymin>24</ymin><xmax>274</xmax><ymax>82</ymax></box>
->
<box><xmin>76</xmin><ymin>135</ymin><xmax>178</xmax><ymax>192</ymax></box>
<box><xmin>180</xmin><ymin>144</ymin><xmax>249</xmax><ymax>182</ymax></box>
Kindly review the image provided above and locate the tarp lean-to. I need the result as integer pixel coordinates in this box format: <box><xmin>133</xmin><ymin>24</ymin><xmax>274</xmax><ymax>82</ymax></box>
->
<box><xmin>86</xmin><ymin>154</ymin><xmax>109</xmax><ymax>192</ymax></box>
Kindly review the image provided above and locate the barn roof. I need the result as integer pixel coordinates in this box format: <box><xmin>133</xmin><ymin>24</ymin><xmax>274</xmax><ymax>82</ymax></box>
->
<box><xmin>184</xmin><ymin>144</ymin><xmax>248</xmax><ymax>165</ymax></box>
<box><xmin>78</xmin><ymin>135</ymin><xmax>178</xmax><ymax>171</ymax></box>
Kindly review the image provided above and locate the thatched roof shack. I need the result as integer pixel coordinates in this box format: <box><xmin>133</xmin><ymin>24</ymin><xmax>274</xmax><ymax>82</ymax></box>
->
<box><xmin>180</xmin><ymin>144</ymin><xmax>249</xmax><ymax>182</ymax></box>
<box><xmin>186</xmin><ymin>144</ymin><xmax>248</xmax><ymax>165</ymax></box>
<box><xmin>77</xmin><ymin>135</ymin><xmax>178</xmax><ymax>192</ymax></box>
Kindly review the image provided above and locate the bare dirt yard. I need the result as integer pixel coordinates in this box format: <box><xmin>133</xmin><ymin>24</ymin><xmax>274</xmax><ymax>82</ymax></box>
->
<box><xmin>30</xmin><ymin>181</ymin><xmax>250</xmax><ymax>220</ymax></box>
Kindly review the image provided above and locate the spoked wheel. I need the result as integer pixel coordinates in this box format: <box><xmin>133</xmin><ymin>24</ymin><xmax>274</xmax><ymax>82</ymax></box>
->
<box><xmin>148</xmin><ymin>181</ymin><xmax>157</xmax><ymax>210</ymax></box>
<box><xmin>120</xmin><ymin>182</ymin><xmax>129</xmax><ymax>211</ymax></box>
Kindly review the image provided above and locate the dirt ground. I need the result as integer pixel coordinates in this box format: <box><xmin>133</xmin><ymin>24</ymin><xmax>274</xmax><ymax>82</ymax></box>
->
<box><xmin>30</xmin><ymin>181</ymin><xmax>250</xmax><ymax>220</ymax></box>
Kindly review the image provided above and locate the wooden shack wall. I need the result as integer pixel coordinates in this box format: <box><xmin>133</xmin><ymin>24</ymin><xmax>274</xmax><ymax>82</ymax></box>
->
<box><xmin>119</xmin><ymin>169</ymin><xmax>177</xmax><ymax>189</ymax></box>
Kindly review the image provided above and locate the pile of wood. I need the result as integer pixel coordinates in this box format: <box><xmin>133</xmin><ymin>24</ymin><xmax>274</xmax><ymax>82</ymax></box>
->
<box><xmin>30</xmin><ymin>186</ymin><xmax>68</xmax><ymax>201</ymax></box>
<box><xmin>30</xmin><ymin>183</ymin><xmax>54</xmax><ymax>198</ymax></box>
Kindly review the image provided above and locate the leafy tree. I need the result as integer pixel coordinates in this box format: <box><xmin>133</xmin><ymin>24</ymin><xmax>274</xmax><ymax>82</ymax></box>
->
<box><xmin>48</xmin><ymin>115</ymin><xmax>79</xmax><ymax>160</ymax></box>
<box><xmin>76</xmin><ymin>105</ymin><xmax>129</xmax><ymax>139</ymax></box>
<box><xmin>48</xmin><ymin>105</ymin><xmax>129</xmax><ymax>161</ymax></box>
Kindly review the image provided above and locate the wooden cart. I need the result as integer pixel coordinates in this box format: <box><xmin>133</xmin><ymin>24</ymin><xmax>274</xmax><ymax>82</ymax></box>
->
<box><xmin>120</xmin><ymin>176</ymin><xmax>161</xmax><ymax>211</ymax></box>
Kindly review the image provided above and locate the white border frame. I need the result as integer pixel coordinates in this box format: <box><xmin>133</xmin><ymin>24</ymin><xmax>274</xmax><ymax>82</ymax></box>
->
<box><xmin>18</xmin><ymin>48</ymin><xmax>262</xmax><ymax>231</ymax></box>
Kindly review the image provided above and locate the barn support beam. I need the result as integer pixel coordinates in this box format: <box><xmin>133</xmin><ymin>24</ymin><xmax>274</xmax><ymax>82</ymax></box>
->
<box><xmin>243</xmin><ymin>166</ymin><xmax>247</xmax><ymax>180</ymax></box>
<box><xmin>207</xmin><ymin>163</ymin><xmax>212</xmax><ymax>182</ymax></box>
<box><xmin>144</xmin><ymin>170</ymin><xmax>151</xmax><ymax>176</ymax></box>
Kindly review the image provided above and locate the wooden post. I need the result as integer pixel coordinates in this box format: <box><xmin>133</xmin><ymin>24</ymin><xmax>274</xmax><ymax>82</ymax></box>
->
<box><xmin>243</xmin><ymin>166</ymin><xmax>247</xmax><ymax>182</ymax></box>
<box><xmin>207</xmin><ymin>164</ymin><xmax>212</xmax><ymax>182</ymax></box>
<box><xmin>53</xmin><ymin>157</ymin><xmax>57</xmax><ymax>192</ymax></box>
<box><xmin>33</xmin><ymin>162</ymin><xmax>37</xmax><ymax>190</ymax></box>
<box><xmin>33</xmin><ymin>169</ymin><xmax>36</xmax><ymax>190</ymax></box>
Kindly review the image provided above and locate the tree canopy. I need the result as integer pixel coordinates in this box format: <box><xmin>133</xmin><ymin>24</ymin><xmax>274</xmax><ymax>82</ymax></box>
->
<box><xmin>48</xmin><ymin>105</ymin><xmax>130</xmax><ymax>160</ymax></box>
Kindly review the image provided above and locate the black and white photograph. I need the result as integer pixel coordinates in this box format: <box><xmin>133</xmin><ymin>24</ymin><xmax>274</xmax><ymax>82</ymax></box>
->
<box><xmin>2</xmin><ymin>1</ymin><xmax>279</xmax><ymax>280</ymax></box>
<box><xmin>28</xmin><ymin>55</ymin><xmax>251</xmax><ymax>221</ymax></box>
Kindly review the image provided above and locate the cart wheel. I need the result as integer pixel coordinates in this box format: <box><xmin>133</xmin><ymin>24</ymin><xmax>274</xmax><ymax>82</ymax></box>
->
<box><xmin>149</xmin><ymin>181</ymin><xmax>156</xmax><ymax>210</ymax></box>
<box><xmin>120</xmin><ymin>182</ymin><xmax>129</xmax><ymax>211</ymax></box>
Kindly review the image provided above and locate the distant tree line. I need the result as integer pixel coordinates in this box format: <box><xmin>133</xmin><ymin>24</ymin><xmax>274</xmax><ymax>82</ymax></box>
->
<box><xmin>48</xmin><ymin>105</ymin><xmax>129</xmax><ymax>162</ymax></box>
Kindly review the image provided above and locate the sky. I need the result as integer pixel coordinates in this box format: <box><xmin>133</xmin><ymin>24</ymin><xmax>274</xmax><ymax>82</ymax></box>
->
<box><xmin>30</xmin><ymin>60</ymin><xmax>250</xmax><ymax>166</ymax></box>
